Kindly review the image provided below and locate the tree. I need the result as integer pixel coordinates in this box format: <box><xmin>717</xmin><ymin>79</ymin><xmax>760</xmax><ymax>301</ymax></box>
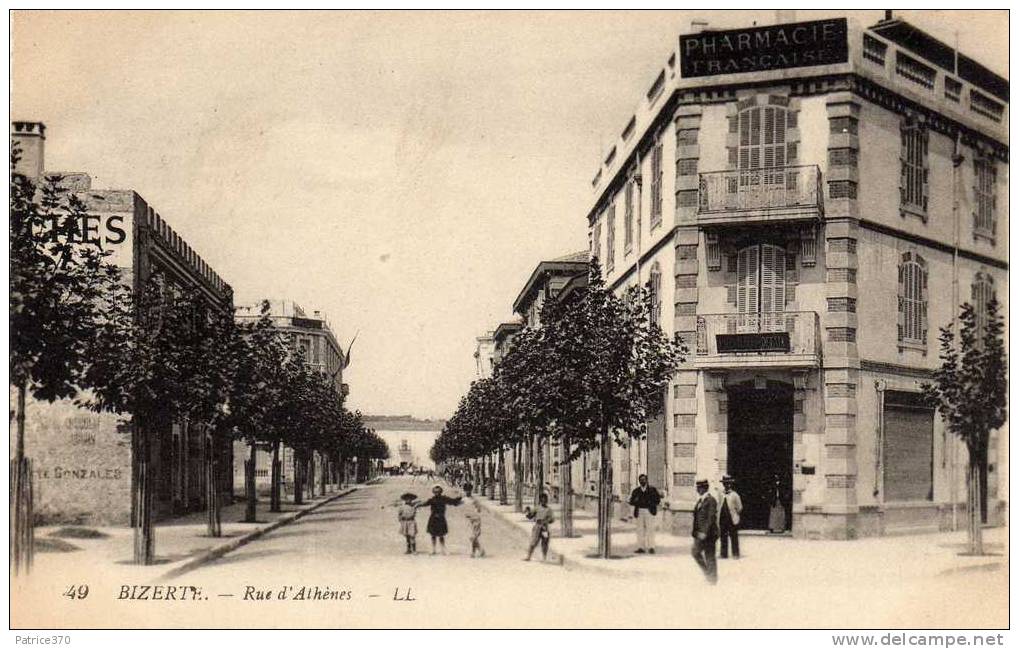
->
<box><xmin>923</xmin><ymin>299</ymin><xmax>1006</xmax><ymax>555</ymax></box>
<box><xmin>541</xmin><ymin>260</ymin><xmax>684</xmax><ymax>558</ymax></box>
<box><xmin>223</xmin><ymin>302</ymin><xmax>290</xmax><ymax>518</ymax></box>
<box><xmin>82</xmin><ymin>273</ymin><xmax>201</xmax><ymax>564</ymax></box>
<box><xmin>9</xmin><ymin>148</ymin><xmax>124</xmax><ymax>572</ymax></box>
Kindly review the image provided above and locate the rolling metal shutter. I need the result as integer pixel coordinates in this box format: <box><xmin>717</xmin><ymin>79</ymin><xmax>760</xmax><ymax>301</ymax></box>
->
<box><xmin>883</xmin><ymin>391</ymin><xmax>934</xmax><ymax>502</ymax></box>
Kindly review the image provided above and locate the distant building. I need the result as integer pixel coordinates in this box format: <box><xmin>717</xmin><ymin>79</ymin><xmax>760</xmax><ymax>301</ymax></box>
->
<box><xmin>473</xmin><ymin>332</ymin><xmax>496</xmax><ymax>379</ymax></box>
<box><xmin>232</xmin><ymin>300</ymin><xmax>347</xmax><ymax>491</ymax></box>
<box><xmin>368</xmin><ymin>416</ymin><xmax>445</xmax><ymax>471</ymax></box>
<box><xmin>11</xmin><ymin>121</ymin><xmax>235</xmax><ymax>525</ymax></box>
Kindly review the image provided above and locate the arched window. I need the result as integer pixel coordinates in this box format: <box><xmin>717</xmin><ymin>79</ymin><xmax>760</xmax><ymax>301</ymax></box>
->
<box><xmin>972</xmin><ymin>272</ymin><xmax>996</xmax><ymax>334</ymax></box>
<box><xmin>649</xmin><ymin>263</ymin><xmax>662</xmax><ymax>326</ymax></box>
<box><xmin>897</xmin><ymin>252</ymin><xmax>928</xmax><ymax>346</ymax></box>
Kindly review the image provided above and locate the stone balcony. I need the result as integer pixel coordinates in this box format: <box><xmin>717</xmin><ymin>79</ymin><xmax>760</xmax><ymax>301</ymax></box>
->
<box><xmin>697</xmin><ymin>164</ymin><xmax>824</xmax><ymax>226</ymax></box>
<box><xmin>694</xmin><ymin>311</ymin><xmax>821</xmax><ymax>369</ymax></box>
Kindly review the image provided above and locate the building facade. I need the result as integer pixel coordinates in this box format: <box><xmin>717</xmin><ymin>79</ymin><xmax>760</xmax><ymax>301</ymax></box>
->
<box><xmin>474</xmin><ymin>332</ymin><xmax>496</xmax><ymax>379</ymax></box>
<box><xmin>584</xmin><ymin>14</ymin><xmax>1007</xmax><ymax>538</ymax></box>
<box><xmin>231</xmin><ymin>300</ymin><xmax>347</xmax><ymax>491</ymax></box>
<box><xmin>11</xmin><ymin>121</ymin><xmax>236</xmax><ymax>525</ymax></box>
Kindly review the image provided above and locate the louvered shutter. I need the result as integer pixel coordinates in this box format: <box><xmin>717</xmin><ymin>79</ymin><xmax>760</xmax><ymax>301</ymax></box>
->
<box><xmin>991</xmin><ymin>165</ymin><xmax>998</xmax><ymax>234</ymax></box>
<box><xmin>760</xmin><ymin>244</ymin><xmax>786</xmax><ymax>331</ymax></box>
<box><xmin>921</xmin><ymin>128</ymin><xmax>930</xmax><ymax>213</ymax></box>
<box><xmin>897</xmin><ymin>259</ymin><xmax>905</xmax><ymax>342</ymax></box>
<box><xmin>919</xmin><ymin>256</ymin><xmax>928</xmax><ymax>342</ymax></box>
<box><xmin>899</xmin><ymin>125</ymin><xmax>908</xmax><ymax>206</ymax></box>
<box><xmin>737</xmin><ymin>246</ymin><xmax>759</xmax><ymax>332</ymax></box>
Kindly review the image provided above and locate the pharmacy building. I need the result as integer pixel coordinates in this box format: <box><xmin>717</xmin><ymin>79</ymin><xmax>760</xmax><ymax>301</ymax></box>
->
<box><xmin>582</xmin><ymin>14</ymin><xmax>1007</xmax><ymax>539</ymax></box>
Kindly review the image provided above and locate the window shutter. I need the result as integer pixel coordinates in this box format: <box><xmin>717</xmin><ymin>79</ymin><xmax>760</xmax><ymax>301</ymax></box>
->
<box><xmin>991</xmin><ymin>165</ymin><xmax>998</xmax><ymax>234</ymax></box>
<box><xmin>897</xmin><ymin>261</ymin><xmax>905</xmax><ymax>342</ymax></box>
<box><xmin>919</xmin><ymin>257</ymin><xmax>929</xmax><ymax>341</ymax></box>
<box><xmin>899</xmin><ymin>124</ymin><xmax>908</xmax><ymax>206</ymax></box>
<box><xmin>921</xmin><ymin>128</ymin><xmax>930</xmax><ymax>214</ymax></box>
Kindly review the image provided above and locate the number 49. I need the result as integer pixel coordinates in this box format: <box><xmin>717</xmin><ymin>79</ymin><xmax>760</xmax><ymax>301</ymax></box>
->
<box><xmin>63</xmin><ymin>584</ymin><xmax>89</xmax><ymax>600</ymax></box>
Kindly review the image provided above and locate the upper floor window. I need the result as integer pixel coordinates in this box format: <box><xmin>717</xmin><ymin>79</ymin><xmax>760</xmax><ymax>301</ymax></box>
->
<box><xmin>650</xmin><ymin>141</ymin><xmax>663</xmax><ymax>228</ymax></box>
<box><xmin>606</xmin><ymin>204</ymin><xmax>616</xmax><ymax>273</ymax></box>
<box><xmin>972</xmin><ymin>272</ymin><xmax>996</xmax><ymax>335</ymax></box>
<box><xmin>649</xmin><ymin>263</ymin><xmax>662</xmax><ymax>326</ymax></box>
<box><xmin>624</xmin><ymin>179</ymin><xmax>634</xmax><ymax>254</ymax></box>
<box><xmin>592</xmin><ymin>221</ymin><xmax>602</xmax><ymax>267</ymax></box>
<box><xmin>897</xmin><ymin>252</ymin><xmax>928</xmax><ymax>348</ymax></box>
<box><xmin>973</xmin><ymin>156</ymin><xmax>997</xmax><ymax>240</ymax></box>
<box><xmin>739</xmin><ymin>105</ymin><xmax>788</xmax><ymax>186</ymax></box>
<box><xmin>900</xmin><ymin>121</ymin><xmax>929</xmax><ymax>217</ymax></box>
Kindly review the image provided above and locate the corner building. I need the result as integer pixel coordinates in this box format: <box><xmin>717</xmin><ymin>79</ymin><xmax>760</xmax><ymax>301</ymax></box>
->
<box><xmin>585</xmin><ymin>15</ymin><xmax>1007</xmax><ymax>538</ymax></box>
<box><xmin>11</xmin><ymin>121</ymin><xmax>235</xmax><ymax>525</ymax></box>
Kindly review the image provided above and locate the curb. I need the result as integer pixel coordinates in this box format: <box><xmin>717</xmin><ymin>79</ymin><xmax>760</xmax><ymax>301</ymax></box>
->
<box><xmin>471</xmin><ymin>496</ymin><xmax>569</xmax><ymax>569</ymax></box>
<box><xmin>157</xmin><ymin>484</ymin><xmax>365</xmax><ymax>580</ymax></box>
<box><xmin>473</xmin><ymin>496</ymin><xmax>681</xmax><ymax>578</ymax></box>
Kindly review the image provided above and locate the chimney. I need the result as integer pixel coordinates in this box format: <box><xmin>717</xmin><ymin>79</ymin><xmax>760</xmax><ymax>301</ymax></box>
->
<box><xmin>885</xmin><ymin>10</ymin><xmax>893</xmax><ymax>21</ymax></box>
<box><xmin>690</xmin><ymin>20</ymin><xmax>710</xmax><ymax>33</ymax></box>
<box><xmin>10</xmin><ymin>121</ymin><xmax>45</xmax><ymax>180</ymax></box>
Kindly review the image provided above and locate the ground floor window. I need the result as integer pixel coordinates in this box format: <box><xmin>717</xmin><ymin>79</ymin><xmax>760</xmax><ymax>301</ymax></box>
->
<box><xmin>883</xmin><ymin>390</ymin><xmax>934</xmax><ymax>502</ymax></box>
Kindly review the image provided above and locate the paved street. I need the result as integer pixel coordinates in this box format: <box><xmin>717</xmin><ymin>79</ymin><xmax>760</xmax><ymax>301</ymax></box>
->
<box><xmin>13</xmin><ymin>476</ymin><xmax>1007</xmax><ymax>629</ymax></box>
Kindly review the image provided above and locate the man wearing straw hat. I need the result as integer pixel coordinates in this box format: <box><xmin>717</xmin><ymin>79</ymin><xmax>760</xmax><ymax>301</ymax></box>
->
<box><xmin>690</xmin><ymin>478</ymin><xmax>719</xmax><ymax>584</ymax></box>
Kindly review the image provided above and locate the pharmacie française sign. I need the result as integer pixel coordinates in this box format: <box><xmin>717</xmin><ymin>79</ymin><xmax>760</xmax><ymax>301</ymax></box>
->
<box><xmin>680</xmin><ymin>18</ymin><xmax>848</xmax><ymax>78</ymax></box>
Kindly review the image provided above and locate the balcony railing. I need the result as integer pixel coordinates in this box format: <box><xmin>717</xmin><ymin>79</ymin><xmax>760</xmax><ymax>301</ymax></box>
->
<box><xmin>695</xmin><ymin>311</ymin><xmax>820</xmax><ymax>368</ymax></box>
<box><xmin>698</xmin><ymin>165</ymin><xmax>823</xmax><ymax>224</ymax></box>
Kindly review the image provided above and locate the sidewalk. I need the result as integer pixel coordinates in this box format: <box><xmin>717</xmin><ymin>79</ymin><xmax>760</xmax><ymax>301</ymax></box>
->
<box><xmin>475</xmin><ymin>494</ymin><xmax>1008</xmax><ymax>582</ymax></box>
<box><xmin>24</xmin><ymin>482</ymin><xmax>370</xmax><ymax>584</ymax></box>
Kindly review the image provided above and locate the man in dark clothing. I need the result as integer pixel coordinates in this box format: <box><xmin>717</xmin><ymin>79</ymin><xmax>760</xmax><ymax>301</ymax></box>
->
<box><xmin>691</xmin><ymin>478</ymin><xmax>719</xmax><ymax>584</ymax></box>
<box><xmin>628</xmin><ymin>474</ymin><xmax>663</xmax><ymax>554</ymax></box>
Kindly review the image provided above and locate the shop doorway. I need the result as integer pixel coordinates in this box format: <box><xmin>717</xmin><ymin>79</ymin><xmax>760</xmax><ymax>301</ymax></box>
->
<box><xmin>726</xmin><ymin>380</ymin><xmax>794</xmax><ymax>531</ymax></box>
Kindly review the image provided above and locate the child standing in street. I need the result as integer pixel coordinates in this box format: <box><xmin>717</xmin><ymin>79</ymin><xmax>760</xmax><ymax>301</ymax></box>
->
<box><xmin>396</xmin><ymin>493</ymin><xmax>419</xmax><ymax>554</ymax></box>
<box><xmin>463</xmin><ymin>484</ymin><xmax>485</xmax><ymax>558</ymax></box>
<box><xmin>524</xmin><ymin>492</ymin><xmax>554</xmax><ymax>562</ymax></box>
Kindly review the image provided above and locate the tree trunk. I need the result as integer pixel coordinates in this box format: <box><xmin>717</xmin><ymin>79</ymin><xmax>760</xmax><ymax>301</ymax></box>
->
<box><xmin>560</xmin><ymin>435</ymin><xmax>573</xmax><ymax>538</ymax></box>
<box><xmin>15</xmin><ymin>381</ymin><xmax>26</xmax><ymax>462</ymax></box>
<box><xmin>134</xmin><ymin>422</ymin><xmax>155</xmax><ymax>564</ymax></box>
<box><xmin>534</xmin><ymin>436</ymin><xmax>544</xmax><ymax>506</ymax></box>
<box><xmin>498</xmin><ymin>447</ymin><xmax>508</xmax><ymax>505</ymax></box>
<box><xmin>244</xmin><ymin>440</ymin><xmax>257</xmax><ymax>523</ymax></box>
<box><xmin>513</xmin><ymin>443</ymin><xmax>524</xmax><ymax>513</ymax></box>
<box><xmin>293</xmin><ymin>452</ymin><xmax>304</xmax><ymax>505</ymax></box>
<box><xmin>321</xmin><ymin>453</ymin><xmax>328</xmax><ymax>494</ymax></box>
<box><xmin>597</xmin><ymin>431</ymin><xmax>614</xmax><ymax>559</ymax></box>
<box><xmin>10</xmin><ymin>382</ymin><xmax>34</xmax><ymax>574</ymax></box>
<box><xmin>205</xmin><ymin>430</ymin><xmax>221</xmax><ymax>537</ymax></box>
<box><xmin>270</xmin><ymin>442</ymin><xmax>282</xmax><ymax>513</ymax></box>
<box><xmin>305</xmin><ymin>452</ymin><xmax>313</xmax><ymax>499</ymax></box>
<box><xmin>487</xmin><ymin>454</ymin><xmax>496</xmax><ymax>499</ymax></box>
<box><xmin>968</xmin><ymin>460</ymin><xmax>984</xmax><ymax>555</ymax></box>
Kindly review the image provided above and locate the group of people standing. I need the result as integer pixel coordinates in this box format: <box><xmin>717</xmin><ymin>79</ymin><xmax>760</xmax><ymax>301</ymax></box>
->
<box><xmin>394</xmin><ymin>471</ymin><xmax>767</xmax><ymax>584</ymax></box>
<box><xmin>393</xmin><ymin>481</ymin><xmax>556</xmax><ymax>562</ymax></box>
<box><xmin>628</xmin><ymin>473</ymin><xmax>746</xmax><ymax>586</ymax></box>
<box><xmin>395</xmin><ymin>483</ymin><xmax>483</xmax><ymax>556</ymax></box>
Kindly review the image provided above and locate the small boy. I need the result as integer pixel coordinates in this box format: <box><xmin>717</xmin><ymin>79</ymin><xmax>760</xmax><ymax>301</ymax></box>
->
<box><xmin>463</xmin><ymin>484</ymin><xmax>485</xmax><ymax>558</ymax></box>
<box><xmin>524</xmin><ymin>492</ymin><xmax>554</xmax><ymax>562</ymax></box>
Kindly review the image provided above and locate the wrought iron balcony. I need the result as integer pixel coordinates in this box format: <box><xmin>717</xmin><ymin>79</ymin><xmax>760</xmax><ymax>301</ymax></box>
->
<box><xmin>694</xmin><ymin>311</ymin><xmax>821</xmax><ymax>368</ymax></box>
<box><xmin>698</xmin><ymin>165</ymin><xmax>823</xmax><ymax>225</ymax></box>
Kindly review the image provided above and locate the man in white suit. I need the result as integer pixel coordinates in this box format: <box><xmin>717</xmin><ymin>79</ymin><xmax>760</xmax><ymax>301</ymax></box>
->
<box><xmin>718</xmin><ymin>474</ymin><xmax>743</xmax><ymax>559</ymax></box>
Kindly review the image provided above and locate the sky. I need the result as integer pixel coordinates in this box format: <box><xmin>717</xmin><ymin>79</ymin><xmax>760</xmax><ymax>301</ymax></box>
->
<box><xmin>11</xmin><ymin>10</ymin><xmax>1007</xmax><ymax>419</ymax></box>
